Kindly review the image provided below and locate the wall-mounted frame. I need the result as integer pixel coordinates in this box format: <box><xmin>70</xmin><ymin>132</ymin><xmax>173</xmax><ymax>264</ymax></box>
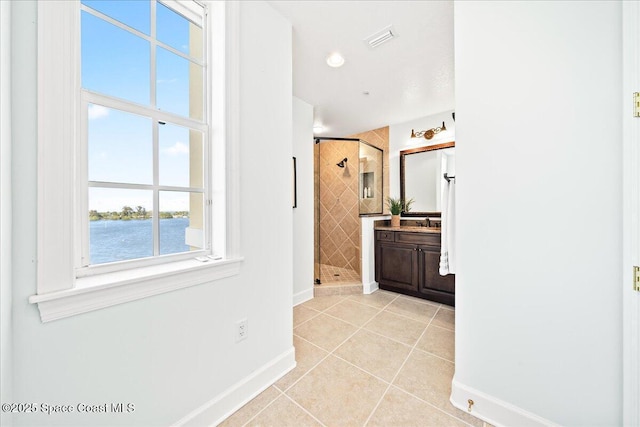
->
<box><xmin>292</xmin><ymin>156</ymin><xmax>297</xmax><ymax>208</ymax></box>
<box><xmin>400</xmin><ymin>141</ymin><xmax>455</xmax><ymax>217</ymax></box>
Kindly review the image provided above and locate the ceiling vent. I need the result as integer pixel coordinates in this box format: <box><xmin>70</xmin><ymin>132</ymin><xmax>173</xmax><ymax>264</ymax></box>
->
<box><xmin>364</xmin><ymin>25</ymin><xmax>397</xmax><ymax>49</ymax></box>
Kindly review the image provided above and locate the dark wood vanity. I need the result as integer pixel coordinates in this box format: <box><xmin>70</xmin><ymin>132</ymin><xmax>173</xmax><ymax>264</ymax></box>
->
<box><xmin>377</xmin><ymin>140</ymin><xmax>456</xmax><ymax>305</ymax></box>
<box><xmin>375</xmin><ymin>224</ymin><xmax>455</xmax><ymax>306</ymax></box>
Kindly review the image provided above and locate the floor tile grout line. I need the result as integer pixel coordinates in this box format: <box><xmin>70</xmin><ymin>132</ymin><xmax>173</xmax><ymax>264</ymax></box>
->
<box><xmin>347</xmin><ymin>291</ymin><xmax>402</xmax><ymax>312</ymax></box>
<box><xmin>343</xmin><ymin>295</ymin><xmax>398</xmax><ymax>311</ymax></box>
<box><xmin>411</xmin><ymin>344</ymin><xmax>456</xmax><ymax>364</ymax></box>
<box><xmin>289</xmin><ymin>293</ymin><xmax>460</xmax><ymax>427</ymax></box>
<box><xmin>279</xmin><ymin>311</ymin><xmax>371</xmax><ymax>423</ymax></box>
<box><xmin>233</xmin><ymin>302</ymin><xmax>345</xmax><ymax>425</ymax></box>
<box><xmin>380</xmin><ymin>309</ymin><xmax>433</xmax><ymax>326</ymax></box>
<box><xmin>382</xmin><ymin>306</ymin><xmax>476</xmax><ymax>427</ymax></box>
<box><xmin>237</xmin><ymin>387</ymin><xmax>284</xmax><ymax>427</ymax></box>
<box><xmin>293</xmin><ymin>333</ymin><xmax>332</xmax><ymax>353</ymax></box>
<box><xmin>360</xmin><ymin>321</ymin><xmax>426</xmax><ymax>348</ymax></box>
<box><xmin>276</xmin><ymin>336</ymin><xmax>333</xmax><ymax>393</ymax></box>
<box><xmin>302</xmin><ymin>294</ymin><xmax>350</xmax><ymax>314</ymax></box>
<box><xmin>330</xmin><ymin>352</ymin><xmax>395</xmax><ymax>386</ymax></box>
<box><xmin>386</xmin><ymin>384</ymin><xmax>477</xmax><ymax>427</ymax></box>
<box><xmin>395</xmin><ymin>294</ymin><xmax>443</xmax><ymax>309</ymax></box>
<box><xmin>294</xmin><ymin>296</ymin><xmax>350</xmax><ymax>329</ymax></box>
<box><xmin>362</xmin><ymin>306</ymin><xmax>440</xmax><ymax>426</ymax></box>
<box><xmin>382</xmin><ymin>305</ymin><xmax>439</xmax><ymax>325</ymax></box>
<box><xmin>320</xmin><ymin>297</ymin><xmax>438</xmax><ymax>350</ymax></box>
<box><xmin>353</xmin><ymin>305</ymin><xmax>438</xmax><ymax>348</ymax></box>
<box><xmin>353</xmin><ymin>327</ymin><xmax>415</xmax><ymax>350</ymax></box>
<box><xmin>281</xmin><ymin>393</ymin><xmax>328</xmax><ymax>427</ymax></box>
<box><xmin>285</xmin><ymin>294</ymin><xmax>401</xmax><ymax>425</ymax></box>
<box><xmin>317</xmin><ymin>308</ymin><xmax>384</xmax><ymax>330</ymax></box>
<box><xmin>428</xmin><ymin>323</ymin><xmax>456</xmax><ymax>332</ymax></box>
<box><xmin>293</xmin><ymin>313</ymin><xmax>322</xmax><ymax>330</ymax></box>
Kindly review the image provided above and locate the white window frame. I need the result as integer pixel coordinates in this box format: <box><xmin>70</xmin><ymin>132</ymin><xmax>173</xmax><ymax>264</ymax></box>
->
<box><xmin>29</xmin><ymin>0</ymin><xmax>242</xmax><ymax>323</ymax></box>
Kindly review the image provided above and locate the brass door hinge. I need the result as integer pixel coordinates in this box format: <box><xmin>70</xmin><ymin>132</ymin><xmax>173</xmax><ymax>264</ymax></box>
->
<box><xmin>634</xmin><ymin>266</ymin><xmax>640</xmax><ymax>292</ymax></box>
<box><xmin>634</xmin><ymin>92</ymin><xmax>640</xmax><ymax>117</ymax></box>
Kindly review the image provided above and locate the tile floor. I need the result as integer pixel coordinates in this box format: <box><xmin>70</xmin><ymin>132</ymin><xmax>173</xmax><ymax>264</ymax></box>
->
<box><xmin>220</xmin><ymin>291</ymin><xmax>488</xmax><ymax>427</ymax></box>
<box><xmin>317</xmin><ymin>263</ymin><xmax>361</xmax><ymax>284</ymax></box>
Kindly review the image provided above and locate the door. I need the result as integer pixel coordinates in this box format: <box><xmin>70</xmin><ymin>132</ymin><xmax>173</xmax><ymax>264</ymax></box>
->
<box><xmin>622</xmin><ymin>2</ymin><xmax>640</xmax><ymax>424</ymax></box>
<box><xmin>419</xmin><ymin>245</ymin><xmax>455</xmax><ymax>294</ymax></box>
<box><xmin>377</xmin><ymin>241</ymin><xmax>418</xmax><ymax>291</ymax></box>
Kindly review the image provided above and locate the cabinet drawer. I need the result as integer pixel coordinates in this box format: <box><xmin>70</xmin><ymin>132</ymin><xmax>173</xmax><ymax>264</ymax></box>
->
<box><xmin>376</xmin><ymin>231</ymin><xmax>395</xmax><ymax>241</ymax></box>
<box><xmin>395</xmin><ymin>232</ymin><xmax>440</xmax><ymax>246</ymax></box>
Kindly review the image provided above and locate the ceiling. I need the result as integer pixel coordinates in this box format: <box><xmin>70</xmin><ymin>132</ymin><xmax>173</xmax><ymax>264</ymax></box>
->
<box><xmin>268</xmin><ymin>1</ymin><xmax>454</xmax><ymax>138</ymax></box>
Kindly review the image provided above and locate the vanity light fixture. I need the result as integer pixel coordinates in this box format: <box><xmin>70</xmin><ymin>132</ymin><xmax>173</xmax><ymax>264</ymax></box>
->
<box><xmin>410</xmin><ymin>121</ymin><xmax>447</xmax><ymax>140</ymax></box>
<box><xmin>326</xmin><ymin>52</ymin><xmax>345</xmax><ymax>68</ymax></box>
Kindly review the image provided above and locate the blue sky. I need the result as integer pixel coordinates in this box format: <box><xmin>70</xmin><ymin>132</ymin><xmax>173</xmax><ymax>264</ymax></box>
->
<box><xmin>81</xmin><ymin>0</ymin><xmax>202</xmax><ymax>212</ymax></box>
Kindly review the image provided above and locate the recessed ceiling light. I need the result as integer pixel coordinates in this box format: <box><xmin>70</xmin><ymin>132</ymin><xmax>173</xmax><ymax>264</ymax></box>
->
<box><xmin>313</xmin><ymin>125</ymin><xmax>324</xmax><ymax>134</ymax></box>
<box><xmin>326</xmin><ymin>53</ymin><xmax>345</xmax><ymax>68</ymax></box>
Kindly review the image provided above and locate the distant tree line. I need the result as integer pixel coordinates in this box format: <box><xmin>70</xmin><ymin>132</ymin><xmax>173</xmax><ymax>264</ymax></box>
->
<box><xmin>89</xmin><ymin>206</ymin><xmax>189</xmax><ymax>221</ymax></box>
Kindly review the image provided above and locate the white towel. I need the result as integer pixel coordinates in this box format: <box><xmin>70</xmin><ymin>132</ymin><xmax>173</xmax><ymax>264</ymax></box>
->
<box><xmin>439</xmin><ymin>179</ymin><xmax>456</xmax><ymax>275</ymax></box>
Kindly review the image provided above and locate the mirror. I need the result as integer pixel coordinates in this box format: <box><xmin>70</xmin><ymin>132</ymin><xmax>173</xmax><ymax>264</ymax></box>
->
<box><xmin>400</xmin><ymin>141</ymin><xmax>455</xmax><ymax>217</ymax></box>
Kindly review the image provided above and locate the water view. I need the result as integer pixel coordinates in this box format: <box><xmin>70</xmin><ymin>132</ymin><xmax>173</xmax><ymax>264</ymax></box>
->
<box><xmin>90</xmin><ymin>217</ymin><xmax>191</xmax><ymax>264</ymax></box>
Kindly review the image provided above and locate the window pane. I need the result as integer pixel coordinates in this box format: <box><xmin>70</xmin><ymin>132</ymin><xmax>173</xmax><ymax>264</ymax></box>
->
<box><xmin>156</xmin><ymin>47</ymin><xmax>203</xmax><ymax>120</ymax></box>
<box><xmin>159</xmin><ymin>191</ymin><xmax>203</xmax><ymax>255</ymax></box>
<box><xmin>88</xmin><ymin>105</ymin><xmax>152</xmax><ymax>185</ymax></box>
<box><xmin>82</xmin><ymin>11</ymin><xmax>150</xmax><ymax>105</ymax></box>
<box><xmin>82</xmin><ymin>0</ymin><xmax>150</xmax><ymax>35</ymax></box>
<box><xmin>159</xmin><ymin>123</ymin><xmax>203</xmax><ymax>187</ymax></box>
<box><xmin>157</xmin><ymin>2</ymin><xmax>203</xmax><ymax>60</ymax></box>
<box><xmin>89</xmin><ymin>188</ymin><xmax>153</xmax><ymax>264</ymax></box>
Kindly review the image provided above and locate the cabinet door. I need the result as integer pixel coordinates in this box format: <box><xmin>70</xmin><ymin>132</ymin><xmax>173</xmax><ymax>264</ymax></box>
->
<box><xmin>419</xmin><ymin>245</ymin><xmax>455</xmax><ymax>294</ymax></box>
<box><xmin>376</xmin><ymin>241</ymin><xmax>419</xmax><ymax>291</ymax></box>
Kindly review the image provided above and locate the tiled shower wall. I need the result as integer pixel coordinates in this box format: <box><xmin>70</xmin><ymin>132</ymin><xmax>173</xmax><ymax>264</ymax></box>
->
<box><xmin>316</xmin><ymin>140</ymin><xmax>361</xmax><ymax>275</ymax></box>
<box><xmin>314</xmin><ymin>127</ymin><xmax>390</xmax><ymax>280</ymax></box>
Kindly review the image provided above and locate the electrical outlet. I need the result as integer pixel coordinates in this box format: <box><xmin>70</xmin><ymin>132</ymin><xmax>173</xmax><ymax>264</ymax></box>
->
<box><xmin>236</xmin><ymin>318</ymin><xmax>248</xmax><ymax>342</ymax></box>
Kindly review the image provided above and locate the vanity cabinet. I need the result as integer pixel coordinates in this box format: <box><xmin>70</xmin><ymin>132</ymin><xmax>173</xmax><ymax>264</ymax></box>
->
<box><xmin>375</xmin><ymin>230</ymin><xmax>455</xmax><ymax>306</ymax></box>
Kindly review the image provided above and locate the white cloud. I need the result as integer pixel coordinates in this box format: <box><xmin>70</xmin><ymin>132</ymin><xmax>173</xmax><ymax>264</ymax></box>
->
<box><xmin>162</xmin><ymin>141</ymin><xmax>189</xmax><ymax>156</ymax></box>
<box><xmin>88</xmin><ymin>104</ymin><xmax>110</xmax><ymax>120</ymax></box>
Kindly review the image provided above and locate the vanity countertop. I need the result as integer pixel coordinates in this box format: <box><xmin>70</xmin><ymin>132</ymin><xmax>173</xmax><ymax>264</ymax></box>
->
<box><xmin>374</xmin><ymin>225</ymin><xmax>441</xmax><ymax>234</ymax></box>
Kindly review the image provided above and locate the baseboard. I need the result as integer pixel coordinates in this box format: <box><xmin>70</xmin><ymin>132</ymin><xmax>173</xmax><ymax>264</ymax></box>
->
<box><xmin>363</xmin><ymin>281</ymin><xmax>379</xmax><ymax>295</ymax></box>
<box><xmin>450</xmin><ymin>378</ymin><xmax>559</xmax><ymax>427</ymax></box>
<box><xmin>293</xmin><ymin>288</ymin><xmax>314</xmax><ymax>306</ymax></box>
<box><xmin>174</xmin><ymin>347</ymin><xmax>296</xmax><ymax>427</ymax></box>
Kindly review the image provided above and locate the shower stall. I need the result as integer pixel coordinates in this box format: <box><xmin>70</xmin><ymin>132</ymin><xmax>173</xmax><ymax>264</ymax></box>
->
<box><xmin>314</xmin><ymin>137</ymin><xmax>383</xmax><ymax>286</ymax></box>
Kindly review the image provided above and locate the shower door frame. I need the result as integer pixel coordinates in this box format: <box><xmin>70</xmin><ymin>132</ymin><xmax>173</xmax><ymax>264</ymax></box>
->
<box><xmin>314</xmin><ymin>137</ymin><xmax>360</xmax><ymax>285</ymax></box>
<box><xmin>313</xmin><ymin>137</ymin><xmax>385</xmax><ymax>285</ymax></box>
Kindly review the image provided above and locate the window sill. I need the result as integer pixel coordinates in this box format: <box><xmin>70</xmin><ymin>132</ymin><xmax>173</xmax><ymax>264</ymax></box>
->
<box><xmin>29</xmin><ymin>257</ymin><xmax>243</xmax><ymax>322</ymax></box>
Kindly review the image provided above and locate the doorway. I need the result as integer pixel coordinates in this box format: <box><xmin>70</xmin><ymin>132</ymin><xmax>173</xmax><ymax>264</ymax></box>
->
<box><xmin>313</xmin><ymin>137</ymin><xmax>383</xmax><ymax>291</ymax></box>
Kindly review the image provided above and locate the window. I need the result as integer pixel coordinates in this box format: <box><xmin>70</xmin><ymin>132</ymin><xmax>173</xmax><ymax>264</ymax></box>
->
<box><xmin>31</xmin><ymin>0</ymin><xmax>242</xmax><ymax>322</ymax></box>
<box><xmin>79</xmin><ymin>0</ymin><xmax>208</xmax><ymax>272</ymax></box>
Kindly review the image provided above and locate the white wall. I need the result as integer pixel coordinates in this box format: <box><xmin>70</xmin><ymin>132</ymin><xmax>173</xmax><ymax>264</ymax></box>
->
<box><xmin>292</xmin><ymin>97</ymin><xmax>314</xmax><ymax>305</ymax></box>
<box><xmin>453</xmin><ymin>1</ymin><xmax>622</xmax><ymax>426</ymax></box>
<box><xmin>389</xmin><ymin>110</ymin><xmax>455</xmax><ymax>202</ymax></box>
<box><xmin>8</xmin><ymin>2</ymin><xmax>293</xmax><ymax>426</ymax></box>
<box><xmin>361</xmin><ymin>216</ymin><xmax>386</xmax><ymax>294</ymax></box>
<box><xmin>1</xmin><ymin>2</ymin><xmax>13</xmax><ymax>426</ymax></box>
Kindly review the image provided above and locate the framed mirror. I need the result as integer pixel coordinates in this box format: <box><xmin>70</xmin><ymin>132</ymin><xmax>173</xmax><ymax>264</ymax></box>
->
<box><xmin>400</xmin><ymin>141</ymin><xmax>455</xmax><ymax>217</ymax></box>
